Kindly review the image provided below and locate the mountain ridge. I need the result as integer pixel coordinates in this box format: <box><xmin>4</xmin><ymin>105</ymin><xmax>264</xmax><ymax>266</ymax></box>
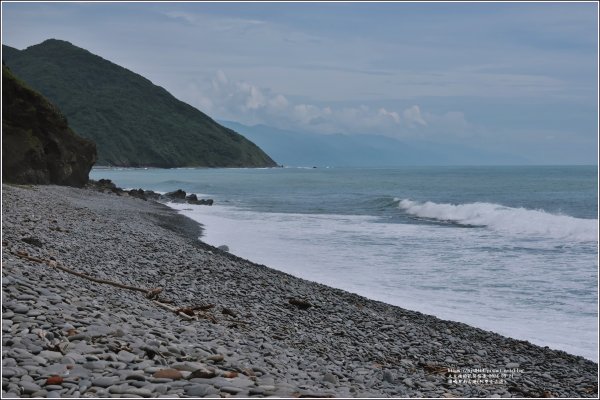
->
<box><xmin>219</xmin><ymin>120</ymin><xmax>527</xmax><ymax>167</ymax></box>
<box><xmin>2</xmin><ymin>39</ymin><xmax>277</xmax><ymax>168</ymax></box>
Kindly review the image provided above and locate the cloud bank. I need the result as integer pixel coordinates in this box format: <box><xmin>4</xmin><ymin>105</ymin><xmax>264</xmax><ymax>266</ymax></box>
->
<box><xmin>188</xmin><ymin>71</ymin><xmax>472</xmax><ymax>138</ymax></box>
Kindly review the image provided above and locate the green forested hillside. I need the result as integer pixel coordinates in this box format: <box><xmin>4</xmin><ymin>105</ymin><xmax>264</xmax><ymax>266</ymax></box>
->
<box><xmin>2</xmin><ymin>40</ymin><xmax>276</xmax><ymax>167</ymax></box>
<box><xmin>2</xmin><ymin>65</ymin><xmax>96</xmax><ymax>186</ymax></box>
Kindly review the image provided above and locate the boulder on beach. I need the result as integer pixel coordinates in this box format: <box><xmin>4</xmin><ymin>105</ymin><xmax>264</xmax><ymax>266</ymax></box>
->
<box><xmin>128</xmin><ymin>188</ymin><xmax>147</xmax><ymax>201</ymax></box>
<box><xmin>144</xmin><ymin>190</ymin><xmax>161</xmax><ymax>201</ymax></box>
<box><xmin>187</xmin><ymin>196</ymin><xmax>214</xmax><ymax>206</ymax></box>
<box><xmin>165</xmin><ymin>189</ymin><xmax>187</xmax><ymax>200</ymax></box>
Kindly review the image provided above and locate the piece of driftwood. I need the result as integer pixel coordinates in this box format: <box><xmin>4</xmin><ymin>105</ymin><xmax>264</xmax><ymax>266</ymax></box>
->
<box><xmin>151</xmin><ymin>301</ymin><xmax>195</xmax><ymax>321</ymax></box>
<box><xmin>8</xmin><ymin>246</ymin><xmax>226</xmax><ymax>324</ymax></box>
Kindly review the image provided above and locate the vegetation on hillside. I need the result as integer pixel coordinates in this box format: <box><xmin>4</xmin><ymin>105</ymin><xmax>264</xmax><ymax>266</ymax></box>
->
<box><xmin>2</xmin><ymin>64</ymin><xmax>96</xmax><ymax>186</ymax></box>
<box><xmin>3</xmin><ymin>40</ymin><xmax>276</xmax><ymax>168</ymax></box>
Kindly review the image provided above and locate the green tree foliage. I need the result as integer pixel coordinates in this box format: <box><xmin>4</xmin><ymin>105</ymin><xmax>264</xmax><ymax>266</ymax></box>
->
<box><xmin>3</xmin><ymin>40</ymin><xmax>277</xmax><ymax>168</ymax></box>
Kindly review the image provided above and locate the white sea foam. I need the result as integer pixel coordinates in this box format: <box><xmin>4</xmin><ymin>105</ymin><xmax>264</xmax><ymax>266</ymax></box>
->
<box><xmin>396</xmin><ymin>199</ymin><xmax>598</xmax><ymax>242</ymax></box>
<box><xmin>169</xmin><ymin>201</ymin><xmax>598</xmax><ymax>361</ymax></box>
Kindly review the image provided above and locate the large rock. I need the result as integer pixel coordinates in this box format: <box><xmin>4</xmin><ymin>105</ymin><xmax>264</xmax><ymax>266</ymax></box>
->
<box><xmin>2</xmin><ymin>65</ymin><xmax>96</xmax><ymax>187</ymax></box>
<box><xmin>165</xmin><ymin>189</ymin><xmax>186</xmax><ymax>200</ymax></box>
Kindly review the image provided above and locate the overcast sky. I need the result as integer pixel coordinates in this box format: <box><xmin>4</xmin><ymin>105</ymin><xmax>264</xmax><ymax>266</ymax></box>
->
<box><xmin>2</xmin><ymin>2</ymin><xmax>598</xmax><ymax>164</ymax></box>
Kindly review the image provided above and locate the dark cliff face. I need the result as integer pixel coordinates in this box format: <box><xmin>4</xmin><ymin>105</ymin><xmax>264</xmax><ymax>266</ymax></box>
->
<box><xmin>2</xmin><ymin>65</ymin><xmax>97</xmax><ymax>187</ymax></box>
<box><xmin>3</xmin><ymin>40</ymin><xmax>277</xmax><ymax>168</ymax></box>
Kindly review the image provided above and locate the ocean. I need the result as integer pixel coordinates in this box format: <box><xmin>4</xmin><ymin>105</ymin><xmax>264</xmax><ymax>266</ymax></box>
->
<box><xmin>90</xmin><ymin>166</ymin><xmax>598</xmax><ymax>361</ymax></box>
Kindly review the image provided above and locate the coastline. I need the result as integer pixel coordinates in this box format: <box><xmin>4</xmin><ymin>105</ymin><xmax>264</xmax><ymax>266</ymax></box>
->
<box><xmin>1</xmin><ymin>184</ymin><xmax>598</xmax><ymax>398</ymax></box>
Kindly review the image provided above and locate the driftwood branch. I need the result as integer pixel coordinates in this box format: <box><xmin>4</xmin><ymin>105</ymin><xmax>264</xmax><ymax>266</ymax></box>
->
<box><xmin>8</xmin><ymin>247</ymin><xmax>245</xmax><ymax>326</ymax></box>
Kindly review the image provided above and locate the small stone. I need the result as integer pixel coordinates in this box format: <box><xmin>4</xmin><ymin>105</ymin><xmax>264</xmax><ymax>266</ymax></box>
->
<box><xmin>39</xmin><ymin>351</ymin><xmax>64</xmax><ymax>361</ymax></box>
<box><xmin>12</xmin><ymin>304</ymin><xmax>29</xmax><ymax>314</ymax></box>
<box><xmin>45</xmin><ymin>376</ymin><xmax>64</xmax><ymax>385</ymax></box>
<box><xmin>222</xmin><ymin>371</ymin><xmax>238</xmax><ymax>378</ymax></box>
<box><xmin>383</xmin><ymin>370</ymin><xmax>395</xmax><ymax>383</ymax></box>
<box><xmin>19</xmin><ymin>381</ymin><xmax>42</xmax><ymax>394</ymax></box>
<box><xmin>92</xmin><ymin>376</ymin><xmax>120</xmax><ymax>387</ymax></box>
<box><xmin>220</xmin><ymin>386</ymin><xmax>243</xmax><ymax>394</ymax></box>
<box><xmin>125</xmin><ymin>372</ymin><xmax>146</xmax><ymax>381</ymax></box>
<box><xmin>117</xmin><ymin>350</ymin><xmax>137</xmax><ymax>363</ymax></box>
<box><xmin>322</xmin><ymin>373</ymin><xmax>338</xmax><ymax>385</ymax></box>
<box><xmin>83</xmin><ymin>360</ymin><xmax>108</xmax><ymax>370</ymax></box>
<box><xmin>403</xmin><ymin>378</ymin><xmax>414</xmax><ymax>387</ymax></box>
<box><xmin>153</xmin><ymin>384</ymin><xmax>169</xmax><ymax>395</ymax></box>
<box><xmin>186</xmin><ymin>384</ymin><xmax>219</xmax><ymax>397</ymax></box>
<box><xmin>506</xmin><ymin>362</ymin><xmax>520</xmax><ymax>369</ymax></box>
<box><xmin>126</xmin><ymin>388</ymin><xmax>153</xmax><ymax>397</ymax></box>
<box><xmin>108</xmin><ymin>383</ymin><xmax>131</xmax><ymax>394</ymax></box>
<box><xmin>189</xmin><ymin>368</ymin><xmax>216</xmax><ymax>379</ymax></box>
<box><xmin>206</xmin><ymin>354</ymin><xmax>224</xmax><ymax>362</ymax></box>
<box><xmin>153</xmin><ymin>369</ymin><xmax>183</xmax><ymax>380</ymax></box>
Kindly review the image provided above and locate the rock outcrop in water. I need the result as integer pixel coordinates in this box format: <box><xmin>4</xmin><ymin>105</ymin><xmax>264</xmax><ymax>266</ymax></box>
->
<box><xmin>2</xmin><ymin>65</ymin><xmax>96</xmax><ymax>187</ymax></box>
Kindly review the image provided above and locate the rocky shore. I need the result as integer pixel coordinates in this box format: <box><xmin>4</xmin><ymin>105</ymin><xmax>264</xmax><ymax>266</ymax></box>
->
<box><xmin>2</xmin><ymin>184</ymin><xmax>598</xmax><ymax>398</ymax></box>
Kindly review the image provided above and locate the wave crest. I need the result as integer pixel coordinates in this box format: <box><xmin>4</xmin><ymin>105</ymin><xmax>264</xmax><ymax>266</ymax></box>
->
<box><xmin>397</xmin><ymin>199</ymin><xmax>597</xmax><ymax>241</ymax></box>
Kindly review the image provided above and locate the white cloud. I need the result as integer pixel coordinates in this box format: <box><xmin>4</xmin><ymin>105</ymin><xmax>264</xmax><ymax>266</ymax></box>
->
<box><xmin>191</xmin><ymin>71</ymin><xmax>473</xmax><ymax>137</ymax></box>
<box><xmin>402</xmin><ymin>105</ymin><xmax>427</xmax><ymax>127</ymax></box>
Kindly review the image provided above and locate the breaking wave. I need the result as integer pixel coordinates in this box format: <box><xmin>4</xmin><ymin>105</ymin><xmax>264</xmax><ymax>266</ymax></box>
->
<box><xmin>396</xmin><ymin>199</ymin><xmax>598</xmax><ymax>242</ymax></box>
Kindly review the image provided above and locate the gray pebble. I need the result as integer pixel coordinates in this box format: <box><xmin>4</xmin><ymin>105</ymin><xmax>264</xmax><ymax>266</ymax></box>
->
<box><xmin>12</xmin><ymin>304</ymin><xmax>29</xmax><ymax>314</ymax></box>
<box><xmin>185</xmin><ymin>384</ymin><xmax>219</xmax><ymax>397</ymax></box>
<box><xmin>92</xmin><ymin>376</ymin><xmax>120</xmax><ymax>387</ymax></box>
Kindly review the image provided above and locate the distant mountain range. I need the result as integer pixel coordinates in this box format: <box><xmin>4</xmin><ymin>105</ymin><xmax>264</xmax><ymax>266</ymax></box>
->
<box><xmin>2</xmin><ymin>39</ymin><xmax>276</xmax><ymax>168</ymax></box>
<box><xmin>220</xmin><ymin>121</ymin><xmax>527</xmax><ymax>167</ymax></box>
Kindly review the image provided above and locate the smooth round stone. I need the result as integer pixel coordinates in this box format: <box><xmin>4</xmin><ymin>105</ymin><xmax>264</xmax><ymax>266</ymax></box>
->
<box><xmin>124</xmin><ymin>372</ymin><xmax>146</xmax><ymax>381</ymax></box>
<box><xmin>47</xmin><ymin>390</ymin><xmax>62</xmax><ymax>398</ymax></box>
<box><xmin>129</xmin><ymin>380</ymin><xmax>150</xmax><ymax>389</ymax></box>
<box><xmin>92</xmin><ymin>376</ymin><xmax>120</xmax><ymax>388</ymax></box>
<box><xmin>3</xmin><ymin>358</ymin><xmax>17</xmax><ymax>368</ymax></box>
<box><xmin>108</xmin><ymin>383</ymin><xmax>131</xmax><ymax>394</ymax></box>
<box><xmin>12</xmin><ymin>304</ymin><xmax>29</xmax><ymax>314</ymax></box>
<box><xmin>38</xmin><ymin>351</ymin><xmax>64</xmax><ymax>362</ymax></box>
<box><xmin>62</xmin><ymin>323</ymin><xmax>75</xmax><ymax>331</ymax></box>
<box><xmin>117</xmin><ymin>351</ymin><xmax>137</xmax><ymax>363</ymax></box>
<box><xmin>185</xmin><ymin>384</ymin><xmax>219</xmax><ymax>397</ymax></box>
<box><xmin>153</xmin><ymin>384</ymin><xmax>169</xmax><ymax>395</ymax></box>
<box><xmin>83</xmin><ymin>361</ymin><xmax>108</xmax><ymax>370</ymax></box>
<box><xmin>382</xmin><ymin>370</ymin><xmax>395</xmax><ymax>383</ymax></box>
<box><xmin>64</xmin><ymin>353</ymin><xmax>86</xmax><ymax>364</ymax></box>
<box><xmin>27</xmin><ymin>345</ymin><xmax>44</xmax><ymax>355</ymax></box>
<box><xmin>126</xmin><ymin>387</ymin><xmax>153</xmax><ymax>397</ymax></box>
<box><xmin>221</xmin><ymin>386</ymin><xmax>244</xmax><ymax>394</ymax></box>
<box><xmin>2</xmin><ymin>368</ymin><xmax>17</xmax><ymax>378</ymax></box>
<box><xmin>78</xmin><ymin>379</ymin><xmax>92</xmax><ymax>391</ymax></box>
<box><xmin>38</xmin><ymin>364</ymin><xmax>69</xmax><ymax>376</ymax></box>
<box><xmin>31</xmin><ymin>355</ymin><xmax>49</xmax><ymax>366</ymax></box>
<box><xmin>19</xmin><ymin>381</ymin><xmax>41</xmax><ymax>394</ymax></box>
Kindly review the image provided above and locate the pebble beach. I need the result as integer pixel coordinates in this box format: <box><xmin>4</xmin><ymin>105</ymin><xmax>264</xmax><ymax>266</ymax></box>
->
<box><xmin>1</xmin><ymin>183</ymin><xmax>598</xmax><ymax>398</ymax></box>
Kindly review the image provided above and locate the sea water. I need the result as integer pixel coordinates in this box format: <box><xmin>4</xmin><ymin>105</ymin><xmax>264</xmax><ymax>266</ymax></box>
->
<box><xmin>91</xmin><ymin>166</ymin><xmax>598</xmax><ymax>361</ymax></box>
